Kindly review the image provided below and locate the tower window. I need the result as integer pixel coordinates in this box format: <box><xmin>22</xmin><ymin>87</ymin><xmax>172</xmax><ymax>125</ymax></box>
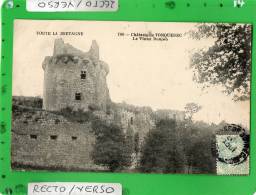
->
<box><xmin>72</xmin><ymin>136</ymin><xmax>77</xmax><ymax>141</ymax></box>
<box><xmin>50</xmin><ymin>135</ymin><xmax>58</xmax><ymax>140</ymax></box>
<box><xmin>30</xmin><ymin>134</ymin><xmax>37</xmax><ymax>139</ymax></box>
<box><xmin>75</xmin><ymin>93</ymin><xmax>81</xmax><ymax>100</ymax></box>
<box><xmin>81</xmin><ymin>71</ymin><xmax>87</xmax><ymax>79</ymax></box>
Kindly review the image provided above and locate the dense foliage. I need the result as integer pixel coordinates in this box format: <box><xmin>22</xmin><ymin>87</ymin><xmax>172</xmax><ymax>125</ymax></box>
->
<box><xmin>140</xmin><ymin>119</ymin><xmax>218</xmax><ymax>174</ymax></box>
<box><xmin>59</xmin><ymin>107</ymin><xmax>94</xmax><ymax>123</ymax></box>
<box><xmin>189</xmin><ymin>24</ymin><xmax>251</xmax><ymax>101</ymax></box>
<box><xmin>140</xmin><ymin>119</ymin><xmax>187</xmax><ymax>173</ymax></box>
<box><xmin>184</xmin><ymin>102</ymin><xmax>202</xmax><ymax>121</ymax></box>
<box><xmin>91</xmin><ymin>119</ymin><xmax>133</xmax><ymax>172</ymax></box>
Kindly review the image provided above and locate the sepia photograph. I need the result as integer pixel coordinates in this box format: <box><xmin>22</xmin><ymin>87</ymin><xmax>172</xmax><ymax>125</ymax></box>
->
<box><xmin>11</xmin><ymin>20</ymin><xmax>251</xmax><ymax>174</ymax></box>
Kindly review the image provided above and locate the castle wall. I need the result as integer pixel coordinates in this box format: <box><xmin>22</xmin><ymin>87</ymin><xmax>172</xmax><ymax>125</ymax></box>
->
<box><xmin>11</xmin><ymin>113</ymin><xmax>104</xmax><ymax>171</ymax></box>
<box><xmin>111</xmin><ymin>103</ymin><xmax>185</xmax><ymax>136</ymax></box>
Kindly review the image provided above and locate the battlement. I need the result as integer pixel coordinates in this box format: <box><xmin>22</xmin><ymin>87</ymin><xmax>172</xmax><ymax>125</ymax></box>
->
<box><xmin>53</xmin><ymin>38</ymin><xmax>99</xmax><ymax>60</ymax></box>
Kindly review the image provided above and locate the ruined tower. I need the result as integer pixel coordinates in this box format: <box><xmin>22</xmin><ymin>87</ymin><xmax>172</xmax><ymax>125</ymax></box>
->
<box><xmin>42</xmin><ymin>39</ymin><xmax>111</xmax><ymax>112</ymax></box>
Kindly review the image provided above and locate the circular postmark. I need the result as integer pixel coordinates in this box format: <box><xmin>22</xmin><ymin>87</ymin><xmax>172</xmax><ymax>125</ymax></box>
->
<box><xmin>216</xmin><ymin>124</ymin><xmax>249</xmax><ymax>165</ymax></box>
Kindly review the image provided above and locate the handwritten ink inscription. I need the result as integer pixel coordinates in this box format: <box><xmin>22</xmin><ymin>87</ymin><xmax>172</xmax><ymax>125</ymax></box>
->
<box><xmin>27</xmin><ymin>0</ymin><xmax>118</xmax><ymax>12</ymax></box>
<box><xmin>28</xmin><ymin>183</ymin><xmax>122</xmax><ymax>195</ymax></box>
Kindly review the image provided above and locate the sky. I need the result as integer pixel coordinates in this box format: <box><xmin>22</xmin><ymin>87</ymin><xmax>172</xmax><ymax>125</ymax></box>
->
<box><xmin>12</xmin><ymin>20</ymin><xmax>250</xmax><ymax>127</ymax></box>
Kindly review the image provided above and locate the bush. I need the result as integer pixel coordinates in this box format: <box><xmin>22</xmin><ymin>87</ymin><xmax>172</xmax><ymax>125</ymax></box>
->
<box><xmin>140</xmin><ymin>119</ymin><xmax>187</xmax><ymax>173</ymax></box>
<box><xmin>12</xmin><ymin>96</ymin><xmax>43</xmax><ymax>109</ymax></box>
<box><xmin>54</xmin><ymin>119</ymin><xmax>60</xmax><ymax>124</ymax></box>
<box><xmin>91</xmin><ymin>119</ymin><xmax>132</xmax><ymax>172</ymax></box>
<box><xmin>58</xmin><ymin>107</ymin><xmax>94</xmax><ymax>123</ymax></box>
<box><xmin>178</xmin><ymin>121</ymin><xmax>217</xmax><ymax>173</ymax></box>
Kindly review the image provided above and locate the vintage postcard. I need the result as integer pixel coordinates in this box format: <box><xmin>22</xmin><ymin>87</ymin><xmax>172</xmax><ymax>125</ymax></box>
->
<box><xmin>12</xmin><ymin>20</ymin><xmax>251</xmax><ymax>174</ymax></box>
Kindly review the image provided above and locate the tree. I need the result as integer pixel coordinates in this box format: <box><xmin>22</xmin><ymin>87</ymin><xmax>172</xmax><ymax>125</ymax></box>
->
<box><xmin>140</xmin><ymin>121</ymin><xmax>172</xmax><ymax>173</ymax></box>
<box><xmin>184</xmin><ymin>103</ymin><xmax>202</xmax><ymax>121</ymax></box>
<box><xmin>188</xmin><ymin>24</ymin><xmax>252</xmax><ymax>101</ymax></box>
<box><xmin>178</xmin><ymin>121</ymin><xmax>217</xmax><ymax>173</ymax></box>
<box><xmin>140</xmin><ymin>119</ymin><xmax>187</xmax><ymax>173</ymax></box>
<box><xmin>134</xmin><ymin>132</ymin><xmax>140</xmax><ymax>155</ymax></box>
<box><xmin>124</xmin><ymin>125</ymin><xmax>135</xmax><ymax>165</ymax></box>
<box><xmin>91</xmin><ymin>119</ymin><xmax>132</xmax><ymax>172</ymax></box>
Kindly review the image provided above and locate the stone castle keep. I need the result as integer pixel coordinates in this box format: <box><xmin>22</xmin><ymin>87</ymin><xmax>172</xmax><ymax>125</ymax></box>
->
<box><xmin>12</xmin><ymin>39</ymin><xmax>185</xmax><ymax>171</ymax></box>
<box><xmin>42</xmin><ymin>39</ymin><xmax>111</xmax><ymax>112</ymax></box>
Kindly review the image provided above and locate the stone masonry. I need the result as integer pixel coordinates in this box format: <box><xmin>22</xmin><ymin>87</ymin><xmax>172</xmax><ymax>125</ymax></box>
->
<box><xmin>42</xmin><ymin>39</ymin><xmax>111</xmax><ymax>112</ymax></box>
